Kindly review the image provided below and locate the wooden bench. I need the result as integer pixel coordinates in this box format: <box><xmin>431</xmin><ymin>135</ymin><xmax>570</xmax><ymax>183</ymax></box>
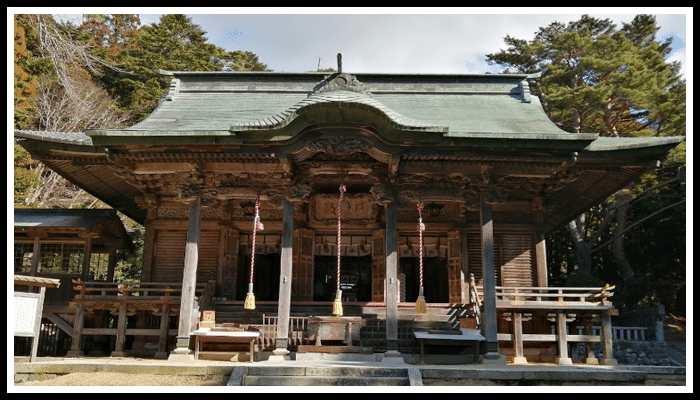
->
<box><xmin>190</xmin><ymin>329</ymin><xmax>261</xmax><ymax>362</ymax></box>
<box><xmin>414</xmin><ymin>329</ymin><xmax>485</xmax><ymax>364</ymax></box>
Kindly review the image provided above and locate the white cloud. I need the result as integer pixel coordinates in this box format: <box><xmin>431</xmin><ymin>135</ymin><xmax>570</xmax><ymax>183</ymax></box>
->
<box><xmin>48</xmin><ymin>10</ymin><xmax>688</xmax><ymax>76</ymax></box>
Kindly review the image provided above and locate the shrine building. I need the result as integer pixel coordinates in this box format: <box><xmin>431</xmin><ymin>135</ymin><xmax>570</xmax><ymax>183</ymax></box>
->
<box><xmin>14</xmin><ymin>62</ymin><xmax>683</xmax><ymax>364</ymax></box>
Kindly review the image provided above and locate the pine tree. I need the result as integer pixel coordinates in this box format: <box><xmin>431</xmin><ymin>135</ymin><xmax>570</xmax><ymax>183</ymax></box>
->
<box><xmin>486</xmin><ymin>15</ymin><xmax>686</xmax><ymax>311</ymax></box>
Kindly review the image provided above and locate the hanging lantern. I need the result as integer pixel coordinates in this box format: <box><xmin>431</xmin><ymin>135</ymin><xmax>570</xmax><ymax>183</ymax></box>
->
<box><xmin>415</xmin><ymin>202</ymin><xmax>427</xmax><ymax>313</ymax></box>
<box><xmin>332</xmin><ymin>184</ymin><xmax>347</xmax><ymax>316</ymax></box>
<box><xmin>244</xmin><ymin>198</ymin><xmax>264</xmax><ymax>310</ymax></box>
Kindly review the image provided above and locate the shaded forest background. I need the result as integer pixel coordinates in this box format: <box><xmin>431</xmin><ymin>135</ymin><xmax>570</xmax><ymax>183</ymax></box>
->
<box><xmin>13</xmin><ymin>14</ymin><xmax>686</xmax><ymax>314</ymax></box>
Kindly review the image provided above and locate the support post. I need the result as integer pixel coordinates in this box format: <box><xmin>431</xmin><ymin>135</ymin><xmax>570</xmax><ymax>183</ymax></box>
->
<box><xmin>107</xmin><ymin>247</ymin><xmax>117</xmax><ymax>282</ymax></box>
<box><xmin>535</xmin><ymin>232</ymin><xmax>548</xmax><ymax>287</ymax></box>
<box><xmin>600</xmin><ymin>311</ymin><xmax>618</xmax><ymax>365</ymax></box>
<box><xmin>169</xmin><ymin>194</ymin><xmax>201</xmax><ymax>360</ymax></box>
<box><xmin>30</xmin><ymin>236</ymin><xmax>41</xmax><ymax>276</ymax></box>
<box><xmin>479</xmin><ymin>192</ymin><xmax>501</xmax><ymax>362</ymax></box>
<box><xmin>272</xmin><ymin>200</ymin><xmax>294</xmax><ymax>360</ymax></box>
<box><xmin>383</xmin><ymin>199</ymin><xmax>402</xmax><ymax>362</ymax></box>
<box><xmin>583</xmin><ymin>316</ymin><xmax>598</xmax><ymax>364</ymax></box>
<box><xmin>512</xmin><ymin>312</ymin><xmax>527</xmax><ymax>364</ymax></box>
<box><xmin>66</xmin><ymin>304</ymin><xmax>85</xmax><ymax>357</ymax></box>
<box><xmin>555</xmin><ymin>311</ymin><xmax>572</xmax><ymax>365</ymax></box>
<box><xmin>155</xmin><ymin>304</ymin><xmax>171</xmax><ymax>359</ymax></box>
<box><xmin>111</xmin><ymin>304</ymin><xmax>128</xmax><ymax>357</ymax></box>
<box><xmin>81</xmin><ymin>236</ymin><xmax>92</xmax><ymax>282</ymax></box>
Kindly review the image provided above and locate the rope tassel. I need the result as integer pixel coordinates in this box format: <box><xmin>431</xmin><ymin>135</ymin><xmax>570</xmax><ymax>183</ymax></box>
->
<box><xmin>244</xmin><ymin>198</ymin><xmax>263</xmax><ymax>310</ymax></box>
<box><xmin>415</xmin><ymin>202</ymin><xmax>427</xmax><ymax>314</ymax></box>
<box><xmin>332</xmin><ymin>184</ymin><xmax>347</xmax><ymax>316</ymax></box>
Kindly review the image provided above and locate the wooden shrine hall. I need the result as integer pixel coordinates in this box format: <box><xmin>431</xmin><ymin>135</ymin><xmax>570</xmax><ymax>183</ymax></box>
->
<box><xmin>15</xmin><ymin>58</ymin><xmax>683</xmax><ymax>364</ymax></box>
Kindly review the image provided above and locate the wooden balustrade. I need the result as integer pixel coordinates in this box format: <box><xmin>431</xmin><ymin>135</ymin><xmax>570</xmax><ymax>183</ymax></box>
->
<box><xmin>67</xmin><ymin>279</ymin><xmax>215</xmax><ymax>358</ymax></box>
<box><xmin>470</xmin><ymin>283</ymin><xmax>618</xmax><ymax>365</ymax></box>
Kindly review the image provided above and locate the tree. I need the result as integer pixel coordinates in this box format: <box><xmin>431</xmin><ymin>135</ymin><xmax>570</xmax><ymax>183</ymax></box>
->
<box><xmin>14</xmin><ymin>14</ymin><xmax>129</xmax><ymax>209</ymax></box>
<box><xmin>94</xmin><ymin>14</ymin><xmax>268</xmax><ymax>123</ymax></box>
<box><xmin>486</xmin><ymin>15</ymin><xmax>685</xmax><ymax>311</ymax></box>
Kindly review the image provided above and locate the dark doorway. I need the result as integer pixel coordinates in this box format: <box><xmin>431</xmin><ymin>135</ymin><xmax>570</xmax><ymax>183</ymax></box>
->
<box><xmin>314</xmin><ymin>255</ymin><xmax>372</xmax><ymax>302</ymax></box>
<box><xmin>401</xmin><ymin>257</ymin><xmax>449</xmax><ymax>303</ymax></box>
<box><xmin>237</xmin><ymin>253</ymin><xmax>280</xmax><ymax>301</ymax></box>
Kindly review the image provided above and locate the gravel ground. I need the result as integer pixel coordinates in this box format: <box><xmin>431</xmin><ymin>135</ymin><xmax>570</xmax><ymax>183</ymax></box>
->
<box><xmin>17</xmin><ymin>372</ymin><xmax>230</xmax><ymax>386</ymax></box>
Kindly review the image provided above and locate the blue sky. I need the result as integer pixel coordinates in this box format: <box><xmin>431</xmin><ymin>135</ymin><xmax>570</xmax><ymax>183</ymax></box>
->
<box><xmin>44</xmin><ymin>8</ymin><xmax>689</xmax><ymax>77</ymax></box>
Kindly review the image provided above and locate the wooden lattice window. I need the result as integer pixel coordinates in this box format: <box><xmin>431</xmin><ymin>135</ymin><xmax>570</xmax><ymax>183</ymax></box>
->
<box><xmin>38</xmin><ymin>243</ymin><xmax>84</xmax><ymax>274</ymax></box>
<box><xmin>13</xmin><ymin>243</ymin><xmax>33</xmax><ymax>274</ymax></box>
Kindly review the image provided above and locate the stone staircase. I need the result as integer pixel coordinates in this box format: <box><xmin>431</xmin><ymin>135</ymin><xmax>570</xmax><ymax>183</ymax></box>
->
<box><xmin>229</xmin><ymin>364</ymin><xmax>415</xmax><ymax>386</ymax></box>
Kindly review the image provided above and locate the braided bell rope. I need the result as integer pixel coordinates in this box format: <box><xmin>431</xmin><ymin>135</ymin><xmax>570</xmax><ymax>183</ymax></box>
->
<box><xmin>249</xmin><ymin>198</ymin><xmax>263</xmax><ymax>287</ymax></box>
<box><xmin>336</xmin><ymin>184</ymin><xmax>347</xmax><ymax>292</ymax></box>
<box><xmin>417</xmin><ymin>202</ymin><xmax>425</xmax><ymax>291</ymax></box>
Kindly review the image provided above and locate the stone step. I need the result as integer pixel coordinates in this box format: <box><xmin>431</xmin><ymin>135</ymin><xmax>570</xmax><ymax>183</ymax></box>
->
<box><xmin>244</xmin><ymin>375</ymin><xmax>408</xmax><ymax>386</ymax></box>
<box><xmin>241</xmin><ymin>365</ymin><xmax>410</xmax><ymax>386</ymax></box>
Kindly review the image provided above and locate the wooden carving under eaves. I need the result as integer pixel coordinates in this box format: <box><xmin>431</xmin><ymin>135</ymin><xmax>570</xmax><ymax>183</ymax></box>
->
<box><xmin>309</xmin><ymin>193</ymin><xmax>378</xmax><ymax>225</ymax></box>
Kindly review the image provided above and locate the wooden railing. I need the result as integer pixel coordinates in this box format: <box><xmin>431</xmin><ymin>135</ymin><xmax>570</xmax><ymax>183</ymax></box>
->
<box><xmin>471</xmin><ymin>282</ymin><xmax>618</xmax><ymax>365</ymax></box>
<box><xmin>467</xmin><ymin>274</ymin><xmax>482</xmax><ymax>328</ymax></box>
<box><xmin>260</xmin><ymin>315</ymin><xmax>310</xmax><ymax>350</ymax></box>
<box><xmin>493</xmin><ymin>284</ymin><xmax>615</xmax><ymax>310</ymax></box>
<box><xmin>71</xmin><ymin>279</ymin><xmax>214</xmax><ymax>303</ymax></box>
<box><xmin>67</xmin><ymin>279</ymin><xmax>215</xmax><ymax>358</ymax></box>
<box><xmin>573</xmin><ymin>325</ymin><xmax>649</xmax><ymax>342</ymax></box>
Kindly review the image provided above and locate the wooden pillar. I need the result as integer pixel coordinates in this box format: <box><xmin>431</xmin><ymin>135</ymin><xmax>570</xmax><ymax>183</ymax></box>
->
<box><xmin>479</xmin><ymin>192</ymin><xmax>499</xmax><ymax>358</ymax></box>
<box><xmin>555</xmin><ymin>311</ymin><xmax>572</xmax><ymax>365</ymax></box>
<box><xmin>600</xmin><ymin>311</ymin><xmax>618</xmax><ymax>365</ymax></box>
<box><xmin>582</xmin><ymin>316</ymin><xmax>598</xmax><ymax>364</ymax></box>
<box><xmin>535</xmin><ymin>232</ymin><xmax>548</xmax><ymax>287</ymax></box>
<box><xmin>273</xmin><ymin>200</ymin><xmax>294</xmax><ymax>358</ymax></box>
<box><xmin>30</xmin><ymin>236</ymin><xmax>41</xmax><ymax>276</ymax></box>
<box><xmin>384</xmin><ymin>199</ymin><xmax>399</xmax><ymax>354</ymax></box>
<box><xmin>155</xmin><ymin>304</ymin><xmax>171</xmax><ymax>359</ymax></box>
<box><xmin>141</xmin><ymin>223</ymin><xmax>156</xmax><ymax>282</ymax></box>
<box><xmin>170</xmin><ymin>194</ymin><xmax>201</xmax><ymax>360</ymax></box>
<box><xmin>511</xmin><ymin>312</ymin><xmax>527</xmax><ymax>364</ymax></box>
<box><xmin>111</xmin><ymin>304</ymin><xmax>128</xmax><ymax>357</ymax></box>
<box><xmin>106</xmin><ymin>247</ymin><xmax>118</xmax><ymax>282</ymax></box>
<box><xmin>81</xmin><ymin>236</ymin><xmax>93</xmax><ymax>282</ymax></box>
<box><xmin>66</xmin><ymin>304</ymin><xmax>85</xmax><ymax>357</ymax></box>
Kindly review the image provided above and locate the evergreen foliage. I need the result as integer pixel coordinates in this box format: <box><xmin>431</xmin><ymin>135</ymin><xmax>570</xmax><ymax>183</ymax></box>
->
<box><xmin>487</xmin><ymin>14</ymin><xmax>686</xmax><ymax>312</ymax></box>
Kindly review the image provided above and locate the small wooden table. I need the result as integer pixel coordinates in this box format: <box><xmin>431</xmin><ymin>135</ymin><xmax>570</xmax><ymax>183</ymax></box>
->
<box><xmin>308</xmin><ymin>316</ymin><xmax>362</xmax><ymax>347</ymax></box>
<box><xmin>191</xmin><ymin>330</ymin><xmax>260</xmax><ymax>362</ymax></box>
<box><xmin>414</xmin><ymin>329</ymin><xmax>485</xmax><ymax>364</ymax></box>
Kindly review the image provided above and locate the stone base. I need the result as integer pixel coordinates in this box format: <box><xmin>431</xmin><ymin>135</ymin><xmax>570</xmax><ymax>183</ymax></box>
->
<box><xmin>268</xmin><ymin>347</ymin><xmax>291</xmax><ymax>361</ymax></box>
<box><xmin>168</xmin><ymin>345</ymin><xmax>195</xmax><ymax>361</ymax></box>
<box><xmin>481</xmin><ymin>352</ymin><xmax>506</xmax><ymax>365</ymax></box>
<box><xmin>556</xmin><ymin>357</ymin><xmax>573</xmax><ymax>365</ymax></box>
<box><xmin>65</xmin><ymin>350</ymin><xmax>84</xmax><ymax>358</ymax></box>
<box><xmin>600</xmin><ymin>358</ymin><xmax>618</xmax><ymax>366</ymax></box>
<box><xmin>381</xmin><ymin>350</ymin><xmax>406</xmax><ymax>364</ymax></box>
<box><xmin>585</xmin><ymin>357</ymin><xmax>599</xmax><ymax>365</ymax></box>
<box><xmin>511</xmin><ymin>356</ymin><xmax>528</xmax><ymax>365</ymax></box>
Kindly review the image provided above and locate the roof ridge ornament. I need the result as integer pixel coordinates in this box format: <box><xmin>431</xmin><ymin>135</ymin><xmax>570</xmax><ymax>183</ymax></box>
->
<box><xmin>311</xmin><ymin>53</ymin><xmax>372</xmax><ymax>97</ymax></box>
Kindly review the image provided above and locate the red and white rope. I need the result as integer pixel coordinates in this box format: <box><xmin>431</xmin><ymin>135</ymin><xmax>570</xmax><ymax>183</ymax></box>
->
<box><xmin>336</xmin><ymin>184</ymin><xmax>346</xmax><ymax>292</ymax></box>
<box><xmin>417</xmin><ymin>202</ymin><xmax>425</xmax><ymax>290</ymax></box>
<box><xmin>249</xmin><ymin>198</ymin><xmax>263</xmax><ymax>286</ymax></box>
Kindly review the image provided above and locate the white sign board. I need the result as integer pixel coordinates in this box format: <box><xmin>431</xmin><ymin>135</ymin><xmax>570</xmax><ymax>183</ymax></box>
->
<box><xmin>14</xmin><ymin>292</ymin><xmax>40</xmax><ymax>337</ymax></box>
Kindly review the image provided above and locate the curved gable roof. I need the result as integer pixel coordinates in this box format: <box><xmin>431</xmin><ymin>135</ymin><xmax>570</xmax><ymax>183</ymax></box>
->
<box><xmin>87</xmin><ymin>70</ymin><xmax>573</xmax><ymax>143</ymax></box>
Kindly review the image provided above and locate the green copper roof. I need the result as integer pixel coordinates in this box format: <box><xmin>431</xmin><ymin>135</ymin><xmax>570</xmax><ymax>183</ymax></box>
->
<box><xmin>87</xmin><ymin>71</ymin><xmax>575</xmax><ymax>140</ymax></box>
